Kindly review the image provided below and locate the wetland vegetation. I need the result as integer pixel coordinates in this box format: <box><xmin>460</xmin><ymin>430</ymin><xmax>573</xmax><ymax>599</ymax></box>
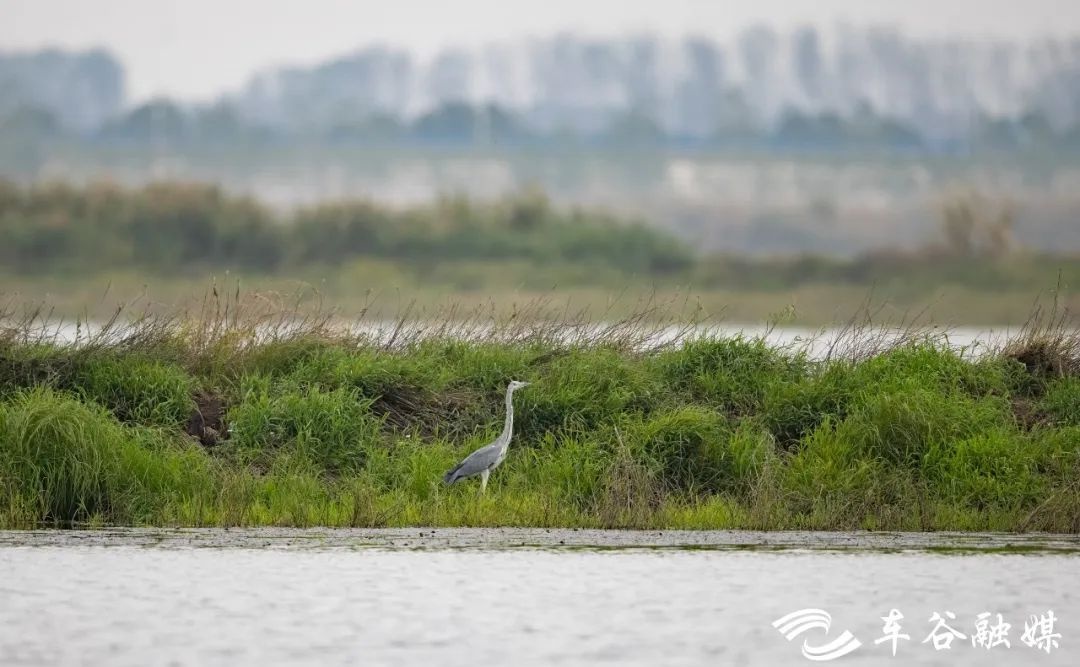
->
<box><xmin>0</xmin><ymin>295</ymin><xmax>1077</xmax><ymax>531</ymax></box>
<box><xmin>1</xmin><ymin>179</ymin><xmax>1078</xmax><ymax>324</ymax></box>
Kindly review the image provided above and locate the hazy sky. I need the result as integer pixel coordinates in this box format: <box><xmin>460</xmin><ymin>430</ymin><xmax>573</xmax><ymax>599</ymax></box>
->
<box><xmin>3</xmin><ymin>0</ymin><xmax>1078</xmax><ymax>102</ymax></box>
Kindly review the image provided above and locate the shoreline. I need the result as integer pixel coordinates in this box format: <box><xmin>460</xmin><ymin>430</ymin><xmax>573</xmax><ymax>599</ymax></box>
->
<box><xmin>3</xmin><ymin>527</ymin><xmax>1080</xmax><ymax>552</ymax></box>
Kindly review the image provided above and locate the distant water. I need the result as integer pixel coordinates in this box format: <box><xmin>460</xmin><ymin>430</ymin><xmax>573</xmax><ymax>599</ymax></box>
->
<box><xmin>0</xmin><ymin>529</ymin><xmax>1076</xmax><ymax>666</ymax></box>
<box><xmin>31</xmin><ymin>321</ymin><xmax>1014</xmax><ymax>359</ymax></box>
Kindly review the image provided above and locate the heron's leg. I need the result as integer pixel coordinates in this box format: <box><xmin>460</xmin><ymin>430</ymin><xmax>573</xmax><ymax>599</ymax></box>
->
<box><xmin>480</xmin><ymin>469</ymin><xmax>490</xmax><ymax>494</ymax></box>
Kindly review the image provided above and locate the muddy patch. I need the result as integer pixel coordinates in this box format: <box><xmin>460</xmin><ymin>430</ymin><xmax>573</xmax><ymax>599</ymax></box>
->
<box><xmin>186</xmin><ymin>390</ymin><xmax>226</xmax><ymax>447</ymax></box>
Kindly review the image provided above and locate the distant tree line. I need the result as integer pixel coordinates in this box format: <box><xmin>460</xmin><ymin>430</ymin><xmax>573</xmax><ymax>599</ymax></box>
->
<box><xmin>2</xmin><ymin>180</ymin><xmax>1075</xmax><ymax>293</ymax></box>
<box><xmin>0</xmin><ymin>181</ymin><xmax>693</xmax><ymax>276</ymax></box>
<box><xmin>6</xmin><ymin>98</ymin><xmax>1080</xmax><ymax>154</ymax></box>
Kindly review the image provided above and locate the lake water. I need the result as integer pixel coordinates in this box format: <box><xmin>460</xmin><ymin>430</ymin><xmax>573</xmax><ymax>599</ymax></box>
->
<box><xmin>0</xmin><ymin>529</ymin><xmax>1077</xmax><ymax>666</ymax></box>
<box><xmin>39</xmin><ymin>320</ymin><xmax>1015</xmax><ymax>361</ymax></box>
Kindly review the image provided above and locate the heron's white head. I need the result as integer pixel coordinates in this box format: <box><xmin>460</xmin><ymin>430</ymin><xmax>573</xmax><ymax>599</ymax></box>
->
<box><xmin>508</xmin><ymin>380</ymin><xmax>531</xmax><ymax>391</ymax></box>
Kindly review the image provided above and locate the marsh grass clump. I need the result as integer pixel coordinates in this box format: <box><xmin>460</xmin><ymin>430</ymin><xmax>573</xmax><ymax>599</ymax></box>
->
<box><xmin>0</xmin><ymin>291</ymin><xmax>1078</xmax><ymax>531</ymax></box>
<box><xmin>656</xmin><ymin>336</ymin><xmax>809</xmax><ymax>414</ymax></box>
<box><xmin>593</xmin><ymin>429</ymin><xmax>665</xmax><ymax>528</ymax></box>
<box><xmin>226</xmin><ymin>380</ymin><xmax>384</xmax><ymax>474</ymax></box>
<box><xmin>0</xmin><ymin>342</ymin><xmax>81</xmax><ymax>395</ymax></box>
<box><xmin>758</xmin><ymin>363</ymin><xmax>856</xmax><ymax>449</ymax></box>
<box><xmin>0</xmin><ymin>388</ymin><xmax>214</xmax><ymax>525</ymax></box>
<box><xmin>517</xmin><ymin>347</ymin><xmax>661</xmax><ymax>438</ymax></box>
<box><xmin>849</xmin><ymin>343</ymin><xmax>1013</xmax><ymax>397</ymax></box>
<box><xmin>1041</xmin><ymin>378</ymin><xmax>1080</xmax><ymax>426</ymax></box>
<box><xmin>628</xmin><ymin>406</ymin><xmax>733</xmax><ymax>493</ymax></box>
<box><xmin>781</xmin><ymin>419</ymin><xmax>891</xmax><ymax>527</ymax></box>
<box><xmin>1003</xmin><ymin>300</ymin><xmax>1080</xmax><ymax>387</ymax></box>
<box><xmin>840</xmin><ymin>387</ymin><xmax>1012</xmax><ymax>466</ymax></box>
<box><xmin>527</xmin><ymin>433</ymin><xmax>611</xmax><ymax>509</ymax></box>
<box><xmin>922</xmin><ymin>429</ymin><xmax>1046</xmax><ymax>510</ymax></box>
<box><xmin>0</xmin><ymin>388</ymin><xmax>125</xmax><ymax>522</ymax></box>
<box><xmin>71</xmin><ymin>355</ymin><xmax>195</xmax><ymax>427</ymax></box>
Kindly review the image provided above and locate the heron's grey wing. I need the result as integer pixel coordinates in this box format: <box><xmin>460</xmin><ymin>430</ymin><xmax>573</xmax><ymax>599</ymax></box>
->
<box><xmin>443</xmin><ymin>441</ymin><xmax>500</xmax><ymax>484</ymax></box>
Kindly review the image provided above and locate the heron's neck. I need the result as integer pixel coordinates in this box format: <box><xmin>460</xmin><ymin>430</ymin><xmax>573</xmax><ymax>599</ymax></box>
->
<box><xmin>498</xmin><ymin>387</ymin><xmax>515</xmax><ymax>448</ymax></box>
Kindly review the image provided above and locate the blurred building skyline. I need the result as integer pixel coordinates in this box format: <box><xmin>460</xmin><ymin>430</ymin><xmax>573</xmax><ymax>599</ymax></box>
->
<box><xmin>228</xmin><ymin>30</ymin><xmax>1080</xmax><ymax>143</ymax></box>
<box><xmin>3</xmin><ymin>0</ymin><xmax>1079</xmax><ymax>103</ymax></box>
<box><xmin>4</xmin><ymin>29</ymin><xmax>1080</xmax><ymax>146</ymax></box>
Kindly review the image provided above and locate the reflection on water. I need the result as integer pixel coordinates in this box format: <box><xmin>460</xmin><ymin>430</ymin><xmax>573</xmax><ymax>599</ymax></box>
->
<box><xmin>0</xmin><ymin>529</ymin><xmax>1076</xmax><ymax>666</ymax></box>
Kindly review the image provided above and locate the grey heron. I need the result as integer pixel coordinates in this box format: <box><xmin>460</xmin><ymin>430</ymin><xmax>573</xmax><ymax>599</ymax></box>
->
<box><xmin>443</xmin><ymin>380</ymin><xmax>530</xmax><ymax>493</ymax></box>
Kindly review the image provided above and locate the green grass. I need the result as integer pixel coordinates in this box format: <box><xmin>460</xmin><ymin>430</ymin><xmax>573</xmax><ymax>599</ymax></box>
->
<box><xmin>4</xmin><ymin>262</ymin><xmax>1079</xmax><ymax>328</ymax></box>
<box><xmin>1</xmin><ymin>296</ymin><xmax>1078</xmax><ymax>531</ymax></box>
<box><xmin>2</xmin><ymin>179</ymin><xmax>1080</xmax><ymax>327</ymax></box>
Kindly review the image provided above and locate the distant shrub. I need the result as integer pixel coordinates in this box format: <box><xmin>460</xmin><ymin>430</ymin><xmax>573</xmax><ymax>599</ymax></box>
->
<box><xmin>0</xmin><ymin>181</ymin><xmax>693</xmax><ymax>277</ymax></box>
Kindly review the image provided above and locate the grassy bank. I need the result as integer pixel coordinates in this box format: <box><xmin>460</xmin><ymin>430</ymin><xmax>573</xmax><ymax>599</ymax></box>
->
<box><xmin>1</xmin><ymin>297</ymin><xmax>1078</xmax><ymax>531</ymax></box>
<box><xmin>2</xmin><ymin>179</ymin><xmax>1080</xmax><ymax>325</ymax></box>
<box><xmin>6</xmin><ymin>270</ymin><xmax>1079</xmax><ymax>327</ymax></box>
